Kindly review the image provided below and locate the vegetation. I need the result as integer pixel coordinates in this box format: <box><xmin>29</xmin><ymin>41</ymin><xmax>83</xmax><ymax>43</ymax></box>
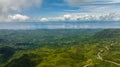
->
<box><xmin>0</xmin><ymin>29</ymin><xmax>120</xmax><ymax>67</ymax></box>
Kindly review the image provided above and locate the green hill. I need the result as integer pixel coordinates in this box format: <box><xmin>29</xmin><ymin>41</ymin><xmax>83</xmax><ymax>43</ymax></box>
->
<box><xmin>0</xmin><ymin>29</ymin><xmax>119</xmax><ymax>67</ymax></box>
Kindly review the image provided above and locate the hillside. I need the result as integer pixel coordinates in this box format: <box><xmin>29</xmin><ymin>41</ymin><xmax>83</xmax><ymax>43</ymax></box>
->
<box><xmin>93</xmin><ymin>29</ymin><xmax>120</xmax><ymax>41</ymax></box>
<box><xmin>0</xmin><ymin>29</ymin><xmax>120</xmax><ymax>67</ymax></box>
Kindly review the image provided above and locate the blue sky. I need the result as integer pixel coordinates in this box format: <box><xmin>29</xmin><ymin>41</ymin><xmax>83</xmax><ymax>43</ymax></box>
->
<box><xmin>0</xmin><ymin>0</ymin><xmax>120</xmax><ymax>22</ymax></box>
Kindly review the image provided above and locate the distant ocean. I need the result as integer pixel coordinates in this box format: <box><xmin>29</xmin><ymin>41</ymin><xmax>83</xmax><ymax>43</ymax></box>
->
<box><xmin>0</xmin><ymin>21</ymin><xmax>120</xmax><ymax>30</ymax></box>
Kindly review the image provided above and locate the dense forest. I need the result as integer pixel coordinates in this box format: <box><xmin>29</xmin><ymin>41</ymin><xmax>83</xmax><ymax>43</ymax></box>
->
<box><xmin>0</xmin><ymin>29</ymin><xmax>120</xmax><ymax>67</ymax></box>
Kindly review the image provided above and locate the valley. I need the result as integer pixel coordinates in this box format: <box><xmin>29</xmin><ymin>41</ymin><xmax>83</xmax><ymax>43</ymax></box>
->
<box><xmin>0</xmin><ymin>29</ymin><xmax>119</xmax><ymax>67</ymax></box>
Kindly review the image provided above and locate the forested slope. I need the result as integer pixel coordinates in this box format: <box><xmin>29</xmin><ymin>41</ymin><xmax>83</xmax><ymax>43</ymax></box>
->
<box><xmin>0</xmin><ymin>29</ymin><xmax>119</xmax><ymax>67</ymax></box>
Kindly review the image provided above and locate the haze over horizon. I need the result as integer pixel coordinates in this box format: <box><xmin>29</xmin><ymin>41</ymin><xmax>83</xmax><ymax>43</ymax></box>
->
<box><xmin>0</xmin><ymin>21</ymin><xmax>120</xmax><ymax>29</ymax></box>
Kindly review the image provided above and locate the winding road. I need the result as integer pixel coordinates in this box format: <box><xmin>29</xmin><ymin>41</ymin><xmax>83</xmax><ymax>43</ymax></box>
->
<box><xmin>84</xmin><ymin>64</ymin><xmax>91</xmax><ymax>67</ymax></box>
<box><xmin>83</xmin><ymin>64</ymin><xmax>91</xmax><ymax>67</ymax></box>
<box><xmin>97</xmin><ymin>42</ymin><xmax>120</xmax><ymax>66</ymax></box>
<box><xmin>83</xmin><ymin>42</ymin><xmax>120</xmax><ymax>67</ymax></box>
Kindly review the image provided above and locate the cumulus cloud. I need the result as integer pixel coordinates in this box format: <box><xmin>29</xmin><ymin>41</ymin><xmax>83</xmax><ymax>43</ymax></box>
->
<box><xmin>63</xmin><ymin>14</ymin><xmax>73</xmax><ymax>20</ymax></box>
<box><xmin>0</xmin><ymin>0</ymin><xmax>42</xmax><ymax>14</ymax></box>
<box><xmin>40</xmin><ymin>18</ymin><xmax>49</xmax><ymax>22</ymax></box>
<box><xmin>8</xmin><ymin>14</ymin><xmax>30</xmax><ymax>22</ymax></box>
<box><xmin>0</xmin><ymin>0</ymin><xmax>42</xmax><ymax>22</ymax></box>
<box><xmin>39</xmin><ymin>13</ymin><xmax>120</xmax><ymax>22</ymax></box>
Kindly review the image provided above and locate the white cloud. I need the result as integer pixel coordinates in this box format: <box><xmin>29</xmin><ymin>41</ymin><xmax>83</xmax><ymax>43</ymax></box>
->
<box><xmin>64</xmin><ymin>0</ymin><xmax>120</xmax><ymax>20</ymax></box>
<box><xmin>64</xmin><ymin>0</ymin><xmax>120</xmax><ymax>6</ymax></box>
<box><xmin>0</xmin><ymin>0</ymin><xmax>42</xmax><ymax>22</ymax></box>
<box><xmin>0</xmin><ymin>0</ymin><xmax>42</xmax><ymax>13</ymax></box>
<box><xmin>64</xmin><ymin>0</ymin><xmax>88</xmax><ymax>6</ymax></box>
<box><xmin>38</xmin><ymin>13</ymin><xmax>120</xmax><ymax>22</ymax></box>
<box><xmin>64</xmin><ymin>14</ymin><xmax>72</xmax><ymax>19</ymax></box>
<box><xmin>110</xmin><ymin>0</ymin><xmax>120</xmax><ymax>3</ymax></box>
<box><xmin>89</xmin><ymin>5</ymin><xmax>120</xmax><ymax>13</ymax></box>
<box><xmin>40</xmin><ymin>18</ymin><xmax>49</xmax><ymax>22</ymax></box>
<box><xmin>8</xmin><ymin>14</ymin><xmax>30</xmax><ymax>22</ymax></box>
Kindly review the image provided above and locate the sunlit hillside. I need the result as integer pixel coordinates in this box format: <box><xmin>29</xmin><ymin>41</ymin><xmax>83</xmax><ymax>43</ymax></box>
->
<box><xmin>0</xmin><ymin>29</ymin><xmax>119</xmax><ymax>67</ymax></box>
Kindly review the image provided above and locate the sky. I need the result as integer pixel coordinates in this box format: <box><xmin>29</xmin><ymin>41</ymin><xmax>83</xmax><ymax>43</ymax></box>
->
<box><xmin>0</xmin><ymin>0</ymin><xmax>120</xmax><ymax>22</ymax></box>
